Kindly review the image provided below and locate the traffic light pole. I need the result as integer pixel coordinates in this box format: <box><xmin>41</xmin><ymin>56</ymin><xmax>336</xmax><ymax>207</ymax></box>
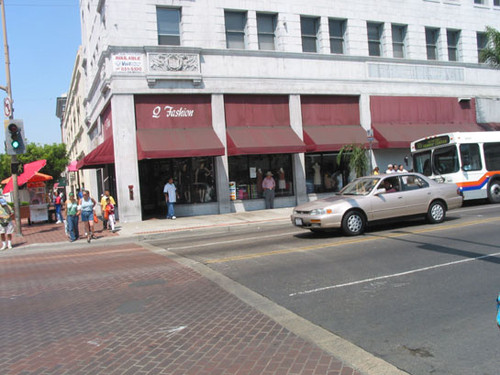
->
<box><xmin>1</xmin><ymin>0</ymin><xmax>21</xmax><ymax>236</ymax></box>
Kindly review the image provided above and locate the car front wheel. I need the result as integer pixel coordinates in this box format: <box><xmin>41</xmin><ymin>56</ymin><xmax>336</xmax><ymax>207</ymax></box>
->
<box><xmin>342</xmin><ymin>210</ymin><xmax>365</xmax><ymax>236</ymax></box>
<box><xmin>427</xmin><ymin>201</ymin><xmax>446</xmax><ymax>224</ymax></box>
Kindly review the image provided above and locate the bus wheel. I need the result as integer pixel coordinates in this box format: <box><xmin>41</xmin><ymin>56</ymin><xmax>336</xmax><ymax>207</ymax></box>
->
<box><xmin>487</xmin><ymin>180</ymin><xmax>500</xmax><ymax>204</ymax></box>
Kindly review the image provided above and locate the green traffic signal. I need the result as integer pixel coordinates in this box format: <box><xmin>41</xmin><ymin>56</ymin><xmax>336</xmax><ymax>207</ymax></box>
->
<box><xmin>7</xmin><ymin>123</ymin><xmax>20</xmax><ymax>149</ymax></box>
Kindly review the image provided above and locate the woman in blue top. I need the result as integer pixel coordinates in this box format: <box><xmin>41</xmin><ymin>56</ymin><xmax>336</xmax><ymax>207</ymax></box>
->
<box><xmin>78</xmin><ymin>190</ymin><xmax>96</xmax><ymax>243</ymax></box>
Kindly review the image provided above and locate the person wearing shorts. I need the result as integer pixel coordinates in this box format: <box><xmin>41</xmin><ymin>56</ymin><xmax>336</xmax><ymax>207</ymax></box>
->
<box><xmin>0</xmin><ymin>198</ymin><xmax>14</xmax><ymax>250</ymax></box>
<box><xmin>78</xmin><ymin>190</ymin><xmax>96</xmax><ymax>243</ymax></box>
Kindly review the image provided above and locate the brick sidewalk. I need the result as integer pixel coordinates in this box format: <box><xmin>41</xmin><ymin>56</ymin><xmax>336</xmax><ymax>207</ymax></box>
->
<box><xmin>0</xmin><ymin>242</ymin><xmax>364</xmax><ymax>375</ymax></box>
<box><xmin>9</xmin><ymin>219</ymin><xmax>119</xmax><ymax>248</ymax></box>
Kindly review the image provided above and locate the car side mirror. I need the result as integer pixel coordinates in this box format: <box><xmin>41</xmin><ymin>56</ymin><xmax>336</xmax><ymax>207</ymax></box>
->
<box><xmin>374</xmin><ymin>188</ymin><xmax>386</xmax><ymax>195</ymax></box>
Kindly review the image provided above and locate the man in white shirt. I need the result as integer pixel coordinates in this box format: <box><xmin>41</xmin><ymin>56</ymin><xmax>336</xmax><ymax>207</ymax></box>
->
<box><xmin>163</xmin><ymin>177</ymin><xmax>178</xmax><ymax>219</ymax></box>
<box><xmin>385</xmin><ymin>164</ymin><xmax>395</xmax><ymax>174</ymax></box>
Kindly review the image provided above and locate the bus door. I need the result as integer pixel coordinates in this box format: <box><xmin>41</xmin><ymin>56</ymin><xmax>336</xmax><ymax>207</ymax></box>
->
<box><xmin>459</xmin><ymin>143</ymin><xmax>484</xmax><ymax>199</ymax></box>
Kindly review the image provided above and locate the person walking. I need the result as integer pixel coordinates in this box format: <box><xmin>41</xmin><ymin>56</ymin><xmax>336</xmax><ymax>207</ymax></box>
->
<box><xmin>0</xmin><ymin>198</ymin><xmax>14</xmax><ymax>250</ymax></box>
<box><xmin>262</xmin><ymin>171</ymin><xmax>276</xmax><ymax>209</ymax></box>
<box><xmin>100</xmin><ymin>190</ymin><xmax>116</xmax><ymax>230</ymax></box>
<box><xmin>79</xmin><ymin>190</ymin><xmax>96</xmax><ymax>243</ymax></box>
<box><xmin>163</xmin><ymin>177</ymin><xmax>178</xmax><ymax>219</ymax></box>
<box><xmin>66</xmin><ymin>192</ymin><xmax>80</xmax><ymax>242</ymax></box>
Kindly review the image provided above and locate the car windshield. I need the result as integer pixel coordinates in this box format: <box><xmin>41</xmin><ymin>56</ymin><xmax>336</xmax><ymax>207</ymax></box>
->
<box><xmin>340</xmin><ymin>177</ymin><xmax>380</xmax><ymax>196</ymax></box>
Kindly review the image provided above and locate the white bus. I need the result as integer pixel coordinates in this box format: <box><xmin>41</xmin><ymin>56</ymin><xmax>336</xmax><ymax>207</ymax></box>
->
<box><xmin>410</xmin><ymin>132</ymin><xmax>500</xmax><ymax>202</ymax></box>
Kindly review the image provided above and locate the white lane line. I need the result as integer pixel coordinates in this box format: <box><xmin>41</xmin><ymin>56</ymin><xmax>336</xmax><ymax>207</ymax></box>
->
<box><xmin>168</xmin><ymin>230</ymin><xmax>303</xmax><ymax>251</ymax></box>
<box><xmin>289</xmin><ymin>251</ymin><xmax>500</xmax><ymax>297</ymax></box>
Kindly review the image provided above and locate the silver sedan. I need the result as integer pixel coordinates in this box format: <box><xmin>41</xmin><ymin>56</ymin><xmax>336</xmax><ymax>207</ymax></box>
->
<box><xmin>291</xmin><ymin>173</ymin><xmax>463</xmax><ymax>236</ymax></box>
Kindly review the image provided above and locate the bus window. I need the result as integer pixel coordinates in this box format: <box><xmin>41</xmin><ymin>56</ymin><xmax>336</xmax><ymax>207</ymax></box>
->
<box><xmin>432</xmin><ymin>145</ymin><xmax>459</xmax><ymax>174</ymax></box>
<box><xmin>484</xmin><ymin>142</ymin><xmax>500</xmax><ymax>171</ymax></box>
<box><xmin>460</xmin><ymin>144</ymin><xmax>482</xmax><ymax>171</ymax></box>
<box><xmin>413</xmin><ymin>151</ymin><xmax>431</xmax><ymax>176</ymax></box>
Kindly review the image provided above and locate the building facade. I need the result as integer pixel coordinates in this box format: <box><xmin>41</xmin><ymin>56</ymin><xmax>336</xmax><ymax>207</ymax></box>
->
<box><xmin>63</xmin><ymin>0</ymin><xmax>500</xmax><ymax>222</ymax></box>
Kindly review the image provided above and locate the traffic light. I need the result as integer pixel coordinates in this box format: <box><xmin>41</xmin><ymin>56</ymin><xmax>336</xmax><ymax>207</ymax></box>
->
<box><xmin>10</xmin><ymin>161</ymin><xmax>23</xmax><ymax>175</ymax></box>
<box><xmin>4</xmin><ymin>119</ymin><xmax>25</xmax><ymax>155</ymax></box>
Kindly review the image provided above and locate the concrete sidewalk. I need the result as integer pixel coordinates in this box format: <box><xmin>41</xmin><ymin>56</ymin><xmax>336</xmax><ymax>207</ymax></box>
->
<box><xmin>9</xmin><ymin>208</ymin><xmax>294</xmax><ymax>248</ymax></box>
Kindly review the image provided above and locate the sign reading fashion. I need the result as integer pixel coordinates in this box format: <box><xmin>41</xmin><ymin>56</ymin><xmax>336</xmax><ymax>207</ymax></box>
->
<box><xmin>112</xmin><ymin>53</ymin><xmax>145</xmax><ymax>73</ymax></box>
<box><xmin>152</xmin><ymin>106</ymin><xmax>195</xmax><ymax>119</ymax></box>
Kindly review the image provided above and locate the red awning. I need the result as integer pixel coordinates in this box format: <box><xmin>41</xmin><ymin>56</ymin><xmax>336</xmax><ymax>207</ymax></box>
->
<box><xmin>303</xmin><ymin>125</ymin><xmax>376</xmax><ymax>152</ymax></box>
<box><xmin>136</xmin><ymin>128</ymin><xmax>224</xmax><ymax>159</ymax></box>
<box><xmin>371</xmin><ymin>96</ymin><xmax>485</xmax><ymax>148</ymax></box>
<box><xmin>76</xmin><ymin>137</ymin><xmax>115</xmax><ymax>169</ymax></box>
<box><xmin>226</xmin><ymin>126</ymin><xmax>306</xmax><ymax>156</ymax></box>
<box><xmin>372</xmin><ymin>123</ymin><xmax>485</xmax><ymax>149</ymax></box>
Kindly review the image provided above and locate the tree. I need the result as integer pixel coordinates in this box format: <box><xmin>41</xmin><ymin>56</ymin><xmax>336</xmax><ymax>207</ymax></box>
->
<box><xmin>1</xmin><ymin>143</ymin><xmax>68</xmax><ymax>187</ymax></box>
<box><xmin>336</xmin><ymin>144</ymin><xmax>368</xmax><ymax>178</ymax></box>
<box><xmin>480</xmin><ymin>26</ymin><xmax>500</xmax><ymax>69</ymax></box>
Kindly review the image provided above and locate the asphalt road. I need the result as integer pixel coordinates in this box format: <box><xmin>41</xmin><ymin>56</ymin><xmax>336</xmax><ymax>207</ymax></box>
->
<box><xmin>154</xmin><ymin>203</ymin><xmax>500</xmax><ymax>375</ymax></box>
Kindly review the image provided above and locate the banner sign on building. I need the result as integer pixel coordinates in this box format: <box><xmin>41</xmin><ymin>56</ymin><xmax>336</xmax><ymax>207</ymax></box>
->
<box><xmin>112</xmin><ymin>53</ymin><xmax>145</xmax><ymax>73</ymax></box>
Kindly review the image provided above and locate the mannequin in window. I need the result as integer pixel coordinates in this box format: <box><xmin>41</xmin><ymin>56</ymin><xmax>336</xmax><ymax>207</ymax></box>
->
<box><xmin>278</xmin><ymin>168</ymin><xmax>286</xmax><ymax>193</ymax></box>
<box><xmin>256</xmin><ymin>168</ymin><xmax>263</xmax><ymax>197</ymax></box>
<box><xmin>180</xmin><ymin>162</ymin><xmax>191</xmax><ymax>202</ymax></box>
<box><xmin>312</xmin><ymin>162</ymin><xmax>321</xmax><ymax>192</ymax></box>
<box><xmin>195</xmin><ymin>162</ymin><xmax>210</xmax><ymax>203</ymax></box>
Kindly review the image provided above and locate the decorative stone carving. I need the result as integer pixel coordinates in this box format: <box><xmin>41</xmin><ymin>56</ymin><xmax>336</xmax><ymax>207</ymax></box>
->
<box><xmin>149</xmin><ymin>53</ymin><xmax>200</xmax><ymax>73</ymax></box>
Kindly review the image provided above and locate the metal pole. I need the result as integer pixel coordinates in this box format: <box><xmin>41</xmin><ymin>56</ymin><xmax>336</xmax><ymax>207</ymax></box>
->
<box><xmin>1</xmin><ymin>0</ymin><xmax>21</xmax><ymax>236</ymax></box>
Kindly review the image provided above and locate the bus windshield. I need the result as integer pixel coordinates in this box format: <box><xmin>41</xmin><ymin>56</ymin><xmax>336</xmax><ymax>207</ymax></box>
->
<box><xmin>413</xmin><ymin>151</ymin><xmax>431</xmax><ymax>176</ymax></box>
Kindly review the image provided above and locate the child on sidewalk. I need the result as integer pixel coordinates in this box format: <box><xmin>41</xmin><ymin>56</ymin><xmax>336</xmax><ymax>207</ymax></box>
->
<box><xmin>104</xmin><ymin>197</ymin><xmax>116</xmax><ymax>232</ymax></box>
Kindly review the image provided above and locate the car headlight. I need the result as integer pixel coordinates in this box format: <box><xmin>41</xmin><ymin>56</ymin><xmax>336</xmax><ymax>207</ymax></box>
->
<box><xmin>310</xmin><ymin>208</ymin><xmax>333</xmax><ymax>215</ymax></box>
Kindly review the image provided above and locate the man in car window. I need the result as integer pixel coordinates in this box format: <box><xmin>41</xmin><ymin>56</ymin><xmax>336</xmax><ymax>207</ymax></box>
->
<box><xmin>382</xmin><ymin>180</ymin><xmax>397</xmax><ymax>193</ymax></box>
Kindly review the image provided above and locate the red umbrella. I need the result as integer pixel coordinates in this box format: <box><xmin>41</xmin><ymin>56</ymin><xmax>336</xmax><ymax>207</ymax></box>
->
<box><xmin>2</xmin><ymin>159</ymin><xmax>48</xmax><ymax>194</ymax></box>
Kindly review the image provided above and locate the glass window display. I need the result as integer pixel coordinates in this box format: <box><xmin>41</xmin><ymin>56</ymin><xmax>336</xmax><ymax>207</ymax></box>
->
<box><xmin>228</xmin><ymin>154</ymin><xmax>293</xmax><ymax>200</ymax></box>
<box><xmin>305</xmin><ymin>153</ymin><xmax>351</xmax><ymax>193</ymax></box>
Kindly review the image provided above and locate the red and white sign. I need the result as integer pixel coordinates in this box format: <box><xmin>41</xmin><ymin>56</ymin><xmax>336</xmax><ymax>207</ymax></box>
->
<box><xmin>112</xmin><ymin>53</ymin><xmax>145</xmax><ymax>73</ymax></box>
<box><xmin>4</xmin><ymin>97</ymin><xmax>12</xmax><ymax>118</ymax></box>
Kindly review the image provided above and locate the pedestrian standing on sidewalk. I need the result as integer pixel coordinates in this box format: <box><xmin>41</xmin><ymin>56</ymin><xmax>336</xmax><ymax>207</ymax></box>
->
<box><xmin>104</xmin><ymin>197</ymin><xmax>116</xmax><ymax>231</ymax></box>
<box><xmin>55</xmin><ymin>192</ymin><xmax>64</xmax><ymax>223</ymax></box>
<box><xmin>262</xmin><ymin>171</ymin><xmax>276</xmax><ymax>209</ymax></box>
<box><xmin>163</xmin><ymin>177</ymin><xmax>178</xmax><ymax>219</ymax></box>
<box><xmin>100</xmin><ymin>190</ymin><xmax>116</xmax><ymax>230</ymax></box>
<box><xmin>79</xmin><ymin>190</ymin><xmax>96</xmax><ymax>243</ymax></box>
<box><xmin>66</xmin><ymin>192</ymin><xmax>80</xmax><ymax>242</ymax></box>
<box><xmin>0</xmin><ymin>198</ymin><xmax>14</xmax><ymax>250</ymax></box>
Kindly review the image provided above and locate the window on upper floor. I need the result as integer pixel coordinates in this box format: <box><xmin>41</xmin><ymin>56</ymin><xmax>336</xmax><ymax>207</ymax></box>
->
<box><xmin>474</xmin><ymin>0</ymin><xmax>485</xmax><ymax>4</ymax></box>
<box><xmin>225</xmin><ymin>11</ymin><xmax>247</xmax><ymax>49</ymax></box>
<box><xmin>425</xmin><ymin>27</ymin><xmax>440</xmax><ymax>60</ymax></box>
<box><xmin>367</xmin><ymin>22</ymin><xmax>383</xmax><ymax>56</ymax></box>
<box><xmin>156</xmin><ymin>8</ymin><xmax>181</xmax><ymax>46</ymax></box>
<box><xmin>257</xmin><ymin>13</ymin><xmax>277</xmax><ymax>51</ymax></box>
<box><xmin>494</xmin><ymin>0</ymin><xmax>500</xmax><ymax>6</ymax></box>
<box><xmin>477</xmin><ymin>32</ymin><xmax>488</xmax><ymax>63</ymax></box>
<box><xmin>392</xmin><ymin>24</ymin><xmax>407</xmax><ymax>58</ymax></box>
<box><xmin>447</xmin><ymin>29</ymin><xmax>461</xmax><ymax>61</ymax></box>
<box><xmin>301</xmin><ymin>16</ymin><xmax>320</xmax><ymax>53</ymax></box>
<box><xmin>329</xmin><ymin>18</ymin><xmax>346</xmax><ymax>54</ymax></box>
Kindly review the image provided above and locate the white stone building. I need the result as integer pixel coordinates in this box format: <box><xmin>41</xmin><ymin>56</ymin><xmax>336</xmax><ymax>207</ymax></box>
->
<box><xmin>61</xmin><ymin>0</ymin><xmax>500</xmax><ymax>222</ymax></box>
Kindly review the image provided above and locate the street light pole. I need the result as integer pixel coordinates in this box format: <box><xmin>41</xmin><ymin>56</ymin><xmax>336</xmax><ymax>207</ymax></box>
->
<box><xmin>0</xmin><ymin>0</ymin><xmax>21</xmax><ymax>236</ymax></box>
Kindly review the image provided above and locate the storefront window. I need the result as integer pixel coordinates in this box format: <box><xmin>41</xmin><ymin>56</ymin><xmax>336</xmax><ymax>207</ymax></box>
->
<box><xmin>139</xmin><ymin>157</ymin><xmax>216</xmax><ymax>216</ymax></box>
<box><xmin>228</xmin><ymin>154</ymin><xmax>294</xmax><ymax>200</ymax></box>
<box><xmin>305</xmin><ymin>153</ymin><xmax>350</xmax><ymax>193</ymax></box>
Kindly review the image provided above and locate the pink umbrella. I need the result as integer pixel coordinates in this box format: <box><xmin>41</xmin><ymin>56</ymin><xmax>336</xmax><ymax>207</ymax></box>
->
<box><xmin>2</xmin><ymin>159</ymin><xmax>48</xmax><ymax>194</ymax></box>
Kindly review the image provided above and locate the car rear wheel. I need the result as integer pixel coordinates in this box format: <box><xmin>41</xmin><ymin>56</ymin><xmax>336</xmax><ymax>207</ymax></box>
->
<box><xmin>342</xmin><ymin>210</ymin><xmax>365</xmax><ymax>236</ymax></box>
<box><xmin>427</xmin><ymin>201</ymin><xmax>446</xmax><ymax>224</ymax></box>
<box><xmin>487</xmin><ymin>179</ymin><xmax>500</xmax><ymax>203</ymax></box>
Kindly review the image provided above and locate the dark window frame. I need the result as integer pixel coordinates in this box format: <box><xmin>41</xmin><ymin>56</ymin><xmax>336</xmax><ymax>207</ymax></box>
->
<box><xmin>301</xmin><ymin>16</ymin><xmax>320</xmax><ymax>53</ymax></box>
<box><xmin>257</xmin><ymin>12</ymin><xmax>277</xmax><ymax>51</ymax></box>
<box><xmin>367</xmin><ymin>22</ymin><xmax>384</xmax><ymax>57</ymax></box>
<box><xmin>225</xmin><ymin>10</ymin><xmax>247</xmax><ymax>49</ymax></box>
<box><xmin>329</xmin><ymin>18</ymin><xmax>346</xmax><ymax>54</ymax></box>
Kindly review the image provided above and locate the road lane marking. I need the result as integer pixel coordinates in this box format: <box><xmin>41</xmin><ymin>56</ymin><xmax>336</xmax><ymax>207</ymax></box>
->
<box><xmin>167</xmin><ymin>229</ymin><xmax>303</xmax><ymax>251</ymax></box>
<box><xmin>289</xmin><ymin>251</ymin><xmax>500</xmax><ymax>296</ymax></box>
<box><xmin>205</xmin><ymin>217</ymin><xmax>500</xmax><ymax>264</ymax></box>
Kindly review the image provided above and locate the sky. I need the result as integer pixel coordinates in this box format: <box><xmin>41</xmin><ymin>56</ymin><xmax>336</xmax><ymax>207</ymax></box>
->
<box><xmin>0</xmin><ymin>0</ymin><xmax>81</xmax><ymax>146</ymax></box>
